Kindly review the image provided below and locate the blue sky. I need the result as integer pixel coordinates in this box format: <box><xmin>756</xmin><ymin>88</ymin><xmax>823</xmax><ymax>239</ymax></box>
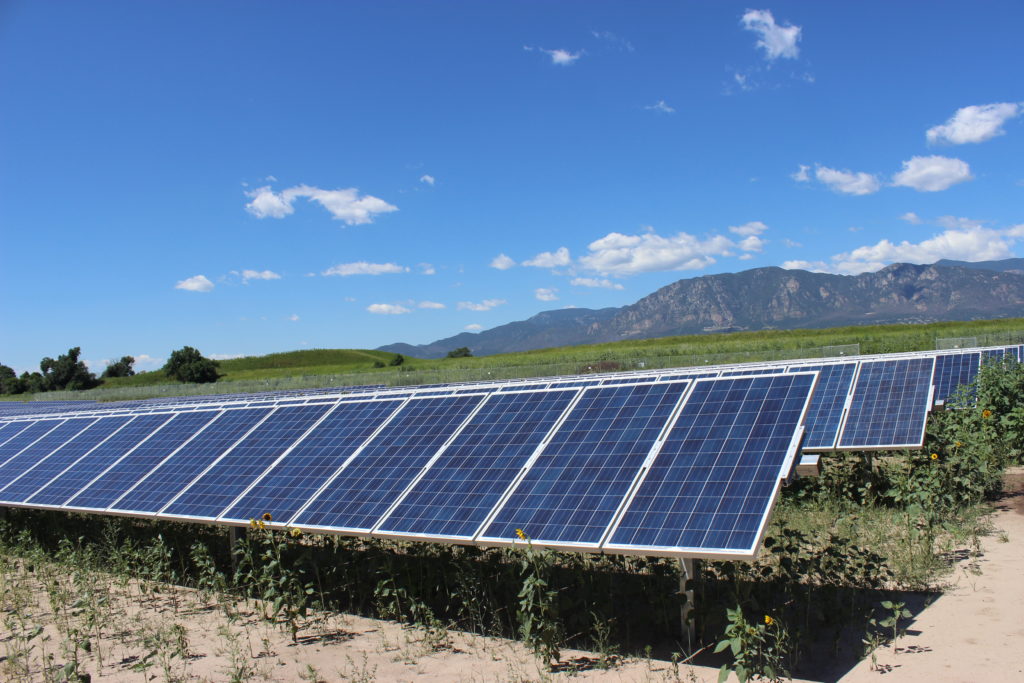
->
<box><xmin>1</xmin><ymin>1</ymin><xmax>1022</xmax><ymax>374</ymax></box>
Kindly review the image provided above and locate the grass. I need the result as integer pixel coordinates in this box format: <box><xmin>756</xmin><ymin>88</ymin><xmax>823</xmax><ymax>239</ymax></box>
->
<box><xmin>23</xmin><ymin>317</ymin><xmax>1024</xmax><ymax>403</ymax></box>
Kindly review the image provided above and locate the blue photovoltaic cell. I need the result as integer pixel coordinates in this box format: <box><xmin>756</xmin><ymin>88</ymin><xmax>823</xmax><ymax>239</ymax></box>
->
<box><xmin>27</xmin><ymin>414</ymin><xmax>175</xmax><ymax>507</ymax></box>
<box><xmin>660</xmin><ymin>372</ymin><xmax>719</xmax><ymax>381</ymax></box>
<box><xmin>548</xmin><ymin>379</ymin><xmax>602</xmax><ymax>389</ymax></box>
<box><xmin>482</xmin><ymin>381</ymin><xmax>689</xmax><ymax>547</ymax></box>
<box><xmin>607</xmin><ymin>373</ymin><xmax>814</xmax><ymax>554</ymax></box>
<box><xmin>162</xmin><ymin>404</ymin><xmax>332</xmax><ymax>519</ymax></box>
<box><xmin>838</xmin><ymin>358</ymin><xmax>935</xmax><ymax>449</ymax></box>
<box><xmin>718</xmin><ymin>368</ymin><xmax>779</xmax><ymax>377</ymax></box>
<box><xmin>294</xmin><ymin>394</ymin><xmax>484</xmax><ymax>532</ymax></box>
<box><xmin>66</xmin><ymin>411</ymin><xmax>220</xmax><ymax>510</ymax></box>
<box><xmin>66</xmin><ymin>411</ymin><xmax>222</xmax><ymax>507</ymax></box>
<box><xmin>377</xmin><ymin>389</ymin><xmax>580</xmax><ymax>539</ymax></box>
<box><xmin>0</xmin><ymin>421</ymin><xmax>34</xmax><ymax>447</ymax></box>
<box><xmin>0</xmin><ymin>416</ymin><xmax>132</xmax><ymax>503</ymax></box>
<box><xmin>787</xmin><ymin>363</ymin><xmax>856</xmax><ymax>450</ymax></box>
<box><xmin>110</xmin><ymin>408</ymin><xmax>271</xmax><ymax>514</ymax></box>
<box><xmin>0</xmin><ymin>418</ymin><xmax>96</xmax><ymax>490</ymax></box>
<box><xmin>600</xmin><ymin>377</ymin><xmax>647</xmax><ymax>386</ymax></box>
<box><xmin>498</xmin><ymin>383</ymin><xmax>549</xmax><ymax>392</ymax></box>
<box><xmin>221</xmin><ymin>399</ymin><xmax>403</xmax><ymax>524</ymax></box>
<box><xmin>933</xmin><ymin>353</ymin><xmax>980</xmax><ymax>404</ymax></box>
<box><xmin>0</xmin><ymin>420</ymin><xmax>67</xmax><ymax>467</ymax></box>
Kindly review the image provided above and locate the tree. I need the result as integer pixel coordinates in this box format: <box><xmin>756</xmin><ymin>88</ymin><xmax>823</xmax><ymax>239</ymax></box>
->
<box><xmin>0</xmin><ymin>364</ymin><xmax>25</xmax><ymax>395</ymax></box>
<box><xmin>388</xmin><ymin>353</ymin><xmax>405</xmax><ymax>367</ymax></box>
<box><xmin>163</xmin><ymin>346</ymin><xmax>220</xmax><ymax>383</ymax></box>
<box><xmin>102</xmin><ymin>355</ymin><xmax>136</xmax><ymax>378</ymax></box>
<box><xmin>39</xmin><ymin>347</ymin><xmax>99</xmax><ymax>391</ymax></box>
<box><xmin>446</xmin><ymin>347</ymin><xmax>473</xmax><ymax>358</ymax></box>
<box><xmin>19</xmin><ymin>371</ymin><xmax>46</xmax><ymax>394</ymax></box>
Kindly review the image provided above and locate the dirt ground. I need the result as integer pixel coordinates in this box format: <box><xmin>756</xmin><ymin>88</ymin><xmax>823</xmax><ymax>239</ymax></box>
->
<box><xmin>3</xmin><ymin>470</ymin><xmax>1023</xmax><ymax>682</ymax></box>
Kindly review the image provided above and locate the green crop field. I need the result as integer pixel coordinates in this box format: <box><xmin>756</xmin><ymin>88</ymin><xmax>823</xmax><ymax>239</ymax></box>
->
<box><xmin>19</xmin><ymin>317</ymin><xmax>1024</xmax><ymax>403</ymax></box>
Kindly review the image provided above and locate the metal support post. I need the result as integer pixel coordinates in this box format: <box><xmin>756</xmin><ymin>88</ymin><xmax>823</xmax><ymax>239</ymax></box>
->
<box><xmin>679</xmin><ymin>558</ymin><xmax>696</xmax><ymax>650</ymax></box>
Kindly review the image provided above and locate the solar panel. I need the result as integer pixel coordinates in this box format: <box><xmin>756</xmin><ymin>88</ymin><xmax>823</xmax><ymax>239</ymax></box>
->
<box><xmin>24</xmin><ymin>413</ymin><xmax>176</xmax><ymax>507</ymax></box>
<box><xmin>160</xmin><ymin>404</ymin><xmax>333</xmax><ymax>520</ymax></box>
<box><xmin>0</xmin><ymin>416</ymin><xmax>132</xmax><ymax>504</ymax></box>
<box><xmin>0</xmin><ymin>421</ymin><xmax>35</xmax><ymax>448</ymax></box>
<box><xmin>0</xmin><ymin>418</ymin><xmax>97</xmax><ymax>490</ymax></box>
<box><xmin>292</xmin><ymin>394</ymin><xmax>486</xmax><ymax>532</ymax></box>
<box><xmin>219</xmin><ymin>399</ymin><xmax>404</xmax><ymax>525</ymax></box>
<box><xmin>108</xmin><ymin>407</ymin><xmax>273</xmax><ymax>515</ymax></box>
<box><xmin>786</xmin><ymin>362</ymin><xmax>857</xmax><ymax>450</ymax></box>
<box><xmin>0</xmin><ymin>420</ymin><xmax>68</xmax><ymax>466</ymax></box>
<box><xmin>65</xmin><ymin>410</ymin><xmax>221</xmax><ymax>511</ymax></box>
<box><xmin>933</xmin><ymin>352</ymin><xmax>980</xmax><ymax>404</ymax></box>
<box><xmin>375</xmin><ymin>388</ymin><xmax>582</xmax><ymax>541</ymax></box>
<box><xmin>837</xmin><ymin>357</ymin><xmax>935</xmax><ymax>449</ymax></box>
<box><xmin>478</xmin><ymin>381</ymin><xmax>690</xmax><ymax>551</ymax></box>
<box><xmin>604</xmin><ymin>373</ymin><xmax>814</xmax><ymax>559</ymax></box>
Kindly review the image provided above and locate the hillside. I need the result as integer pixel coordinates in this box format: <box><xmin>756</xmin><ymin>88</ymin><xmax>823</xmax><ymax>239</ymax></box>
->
<box><xmin>379</xmin><ymin>261</ymin><xmax>1024</xmax><ymax>358</ymax></box>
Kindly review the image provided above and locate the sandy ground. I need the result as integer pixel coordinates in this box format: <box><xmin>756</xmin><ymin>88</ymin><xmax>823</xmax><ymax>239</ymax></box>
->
<box><xmin>836</xmin><ymin>467</ymin><xmax>1024</xmax><ymax>683</ymax></box>
<box><xmin>2</xmin><ymin>470</ymin><xmax>1022</xmax><ymax>682</ymax></box>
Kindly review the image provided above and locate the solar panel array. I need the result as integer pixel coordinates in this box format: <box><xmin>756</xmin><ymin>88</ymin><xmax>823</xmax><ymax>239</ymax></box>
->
<box><xmin>0</xmin><ymin>343</ymin><xmax>1019</xmax><ymax>560</ymax></box>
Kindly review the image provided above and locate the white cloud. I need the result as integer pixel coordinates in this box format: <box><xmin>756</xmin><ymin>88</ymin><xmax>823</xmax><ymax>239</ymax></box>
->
<box><xmin>579</xmin><ymin>230</ymin><xmax>734</xmax><ymax>276</ymax></box>
<box><xmin>741</xmin><ymin>9</ymin><xmax>801</xmax><ymax>60</ymax></box>
<box><xmin>733</xmin><ymin>72</ymin><xmax>751</xmax><ymax>91</ymax></box>
<box><xmin>419</xmin><ymin>174</ymin><xmax>436</xmax><ymax>185</ymax></box>
<box><xmin>783</xmin><ymin>238</ymin><xmax>802</xmax><ymax>248</ymax></box>
<box><xmin>738</xmin><ymin>235</ymin><xmax>766</xmax><ymax>252</ymax></box>
<box><xmin>241</xmin><ymin>269</ymin><xmax>281</xmax><ymax>283</ymax></box>
<box><xmin>545</xmin><ymin>48</ymin><xmax>582</xmax><ymax>65</ymax></box>
<box><xmin>645</xmin><ymin>100</ymin><xmax>675</xmax><ymax>113</ymax></box>
<box><xmin>892</xmin><ymin>155</ymin><xmax>972</xmax><ymax>192</ymax></box>
<box><xmin>418</xmin><ymin>301</ymin><xmax>445</xmax><ymax>309</ymax></box>
<box><xmin>814</xmin><ymin>165</ymin><xmax>881</xmax><ymax>195</ymax></box>
<box><xmin>936</xmin><ymin>215</ymin><xmax>984</xmax><ymax>230</ymax></box>
<box><xmin>791</xmin><ymin>164</ymin><xmax>810</xmax><ymax>182</ymax></box>
<box><xmin>535</xmin><ymin>288</ymin><xmax>559</xmax><ymax>302</ymax></box>
<box><xmin>245</xmin><ymin>184</ymin><xmax>397</xmax><ymax>225</ymax></box>
<box><xmin>457</xmin><ymin>299</ymin><xmax>506</xmax><ymax>312</ymax></box>
<box><xmin>591</xmin><ymin>30</ymin><xmax>634</xmax><ymax>51</ymax></box>
<box><xmin>322</xmin><ymin>262</ymin><xmax>409</xmax><ymax>276</ymax></box>
<box><xmin>367</xmin><ymin>303</ymin><xmax>412</xmax><ymax>315</ymax></box>
<box><xmin>287</xmin><ymin>314</ymin><xmax>300</xmax><ymax>322</ymax></box>
<box><xmin>418</xmin><ymin>263</ymin><xmax>436</xmax><ymax>275</ymax></box>
<box><xmin>781</xmin><ymin>259</ymin><xmax>830</xmax><ymax>273</ymax></box>
<box><xmin>900</xmin><ymin>212</ymin><xmax>923</xmax><ymax>225</ymax></box>
<box><xmin>490</xmin><ymin>253</ymin><xmax>516</xmax><ymax>270</ymax></box>
<box><xmin>926</xmin><ymin>103</ymin><xmax>1021</xmax><ymax>145</ymax></box>
<box><xmin>209</xmin><ymin>353</ymin><xmax>244</xmax><ymax>361</ymax></box>
<box><xmin>738</xmin><ymin>253</ymin><xmax>754</xmax><ymax>260</ymax></box>
<box><xmin>175</xmin><ymin>275</ymin><xmax>214</xmax><ymax>292</ymax></box>
<box><xmin>728</xmin><ymin>221</ymin><xmax>768</xmax><ymax>237</ymax></box>
<box><xmin>133</xmin><ymin>354</ymin><xmax>163</xmax><ymax>371</ymax></box>
<box><xmin>790</xmin><ymin>225</ymin><xmax>1024</xmax><ymax>275</ymax></box>
<box><xmin>570</xmin><ymin>277</ymin><xmax>624</xmax><ymax>290</ymax></box>
<box><xmin>522</xmin><ymin>247</ymin><xmax>571</xmax><ymax>268</ymax></box>
<box><xmin>464</xmin><ymin>324</ymin><xmax>483</xmax><ymax>331</ymax></box>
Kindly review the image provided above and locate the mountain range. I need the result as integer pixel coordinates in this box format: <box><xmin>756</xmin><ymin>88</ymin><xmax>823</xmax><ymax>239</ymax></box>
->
<box><xmin>378</xmin><ymin>260</ymin><xmax>1024</xmax><ymax>358</ymax></box>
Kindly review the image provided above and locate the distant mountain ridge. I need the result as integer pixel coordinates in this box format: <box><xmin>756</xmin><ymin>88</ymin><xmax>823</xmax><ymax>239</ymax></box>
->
<box><xmin>378</xmin><ymin>260</ymin><xmax>1024</xmax><ymax>358</ymax></box>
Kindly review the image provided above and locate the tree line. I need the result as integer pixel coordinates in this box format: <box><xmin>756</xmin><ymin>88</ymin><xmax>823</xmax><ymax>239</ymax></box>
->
<box><xmin>0</xmin><ymin>346</ymin><xmax>221</xmax><ymax>395</ymax></box>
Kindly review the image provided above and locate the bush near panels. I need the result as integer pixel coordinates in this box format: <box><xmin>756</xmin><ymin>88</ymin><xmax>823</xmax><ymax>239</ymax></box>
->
<box><xmin>162</xmin><ymin>346</ymin><xmax>220</xmax><ymax>384</ymax></box>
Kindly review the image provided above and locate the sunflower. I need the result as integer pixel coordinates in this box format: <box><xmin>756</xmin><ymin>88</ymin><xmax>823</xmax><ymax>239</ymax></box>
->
<box><xmin>289</xmin><ymin>527</ymin><xmax>302</xmax><ymax>538</ymax></box>
<box><xmin>515</xmin><ymin>528</ymin><xmax>527</xmax><ymax>541</ymax></box>
<box><xmin>262</xmin><ymin>512</ymin><xmax>273</xmax><ymax>522</ymax></box>
<box><xmin>764</xmin><ymin>615</ymin><xmax>774</xmax><ymax>626</ymax></box>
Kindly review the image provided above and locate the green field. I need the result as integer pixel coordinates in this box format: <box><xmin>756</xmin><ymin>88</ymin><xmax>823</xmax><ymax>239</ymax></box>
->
<box><xmin>18</xmin><ymin>317</ymin><xmax>1024</xmax><ymax>403</ymax></box>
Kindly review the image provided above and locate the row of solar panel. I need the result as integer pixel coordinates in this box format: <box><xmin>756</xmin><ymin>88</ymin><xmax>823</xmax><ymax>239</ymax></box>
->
<box><xmin>0</xmin><ymin>374</ymin><xmax>815</xmax><ymax>559</ymax></box>
<box><xmin>3</xmin><ymin>345</ymin><xmax>1018</xmax><ymax>464</ymax></box>
<box><xmin>6</xmin><ymin>344</ymin><xmax>1018</xmax><ymax>424</ymax></box>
